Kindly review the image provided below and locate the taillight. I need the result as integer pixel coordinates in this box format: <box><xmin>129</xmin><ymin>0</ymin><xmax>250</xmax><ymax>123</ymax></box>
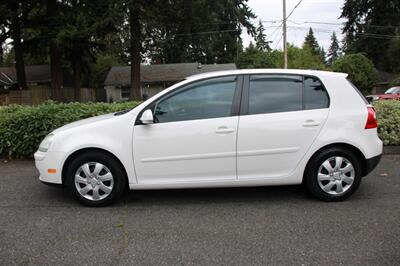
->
<box><xmin>365</xmin><ymin>107</ymin><xmax>378</xmax><ymax>129</ymax></box>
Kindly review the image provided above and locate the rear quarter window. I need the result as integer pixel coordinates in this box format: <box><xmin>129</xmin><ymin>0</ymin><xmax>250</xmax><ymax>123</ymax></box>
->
<box><xmin>303</xmin><ymin>76</ymin><xmax>330</xmax><ymax>110</ymax></box>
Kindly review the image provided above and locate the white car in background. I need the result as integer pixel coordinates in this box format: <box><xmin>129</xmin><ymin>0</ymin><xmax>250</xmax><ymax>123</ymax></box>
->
<box><xmin>35</xmin><ymin>69</ymin><xmax>383</xmax><ymax>206</ymax></box>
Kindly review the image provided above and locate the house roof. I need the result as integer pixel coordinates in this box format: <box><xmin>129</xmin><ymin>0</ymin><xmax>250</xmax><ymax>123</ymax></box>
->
<box><xmin>0</xmin><ymin>65</ymin><xmax>50</xmax><ymax>86</ymax></box>
<box><xmin>104</xmin><ymin>63</ymin><xmax>237</xmax><ymax>86</ymax></box>
<box><xmin>377</xmin><ymin>70</ymin><xmax>396</xmax><ymax>84</ymax></box>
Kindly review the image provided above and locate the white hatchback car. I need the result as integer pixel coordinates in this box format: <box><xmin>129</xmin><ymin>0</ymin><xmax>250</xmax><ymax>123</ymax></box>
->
<box><xmin>35</xmin><ymin>69</ymin><xmax>383</xmax><ymax>206</ymax></box>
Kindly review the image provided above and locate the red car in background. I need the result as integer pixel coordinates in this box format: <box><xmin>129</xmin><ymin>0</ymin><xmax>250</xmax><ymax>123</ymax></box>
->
<box><xmin>366</xmin><ymin>87</ymin><xmax>400</xmax><ymax>102</ymax></box>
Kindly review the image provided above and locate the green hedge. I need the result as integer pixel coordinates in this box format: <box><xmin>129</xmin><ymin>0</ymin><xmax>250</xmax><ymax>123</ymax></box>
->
<box><xmin>374</xmin><ymin>100</ymin><xmax>400</xmax><ymax>146</ymax></box>
<box><xmin>0</xmin><ymin>100</ymin><xmax>399</xmax><ymax>158</ymax></box>
<box><xmin>0</xmin><ymin>101</ymin><xmax>140</xmax><ymax>158</ymax></box>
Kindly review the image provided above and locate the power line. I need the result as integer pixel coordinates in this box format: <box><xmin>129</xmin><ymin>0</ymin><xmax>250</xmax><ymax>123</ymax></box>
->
<box><xmin>288</xmin><ymin>20</ymin><xmax>400</xmax><ymax>29</ymax></box>
<box><xmin>288</xmin><ymin>22</ymin><xmax>400</xmax><ymax>41</ymax></box>
<box><xmin>261</xmin><ymin>20</ymin><xmax>282</xmax><ymax>24</ymax></box>
<box><xmin>356</xmin><ymin>33</ymin><xmax>400</xmax><ymax>40</ymax></box>
<box><xmin>173</xmin><ymin>29</ymin><xmax>240</xmax><ymax>37</ymax></box>
<box><xmin>268</xmin><ymin>24</ymin><xmax>283</xmax><ymax>41</ymax></box>
<box><xmin>286</xmin><ymin>0</ymin><xmax>303</xmax><ymax>20</ymax></box>
<box><xmin>270</xmin><ymin>26</ymin><xmax>283</xmax><ymax>44</ymax></box>
<box><xmin>288</xmin><ymin>25</ymin><xmax>400</xmax><ymax>39</ymax></box>
<box><xmin>303</xmin><ymin>21</ymin><xmax>342</xmax><ymax>26</ymax></box>
<box><xmin>273</xmin><ymin>34</ymin><xmax>283</xmax><ymax>50</ymax></box>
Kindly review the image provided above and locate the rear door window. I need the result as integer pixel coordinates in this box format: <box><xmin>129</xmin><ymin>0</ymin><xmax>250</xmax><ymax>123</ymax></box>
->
<box><xmin>248</xmin><ymin>75</ymin><xmax>303</xmax><ymax>114</ymax></box>
<box><xmin>246</xmin><ymin>74</ymin><xmax>330</xmax><ymax>115</ymax></box>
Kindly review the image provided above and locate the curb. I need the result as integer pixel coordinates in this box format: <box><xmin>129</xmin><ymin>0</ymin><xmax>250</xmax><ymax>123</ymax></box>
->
<box><xmin>383</xmin><ymin>146</ymin><xmax>400</xmax><ymax>155</ymax></box>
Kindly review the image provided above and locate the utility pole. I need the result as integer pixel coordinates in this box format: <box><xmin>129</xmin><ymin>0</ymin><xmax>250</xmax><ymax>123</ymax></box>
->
<box><xmin>283</xmin><ymin>0</ymin><xmax>288</xmax><ymax>69</ymax></box>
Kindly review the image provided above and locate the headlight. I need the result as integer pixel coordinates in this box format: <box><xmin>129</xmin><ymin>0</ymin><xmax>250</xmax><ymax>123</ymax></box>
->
<box><xmin>38</xmin><ymin>134</ymin><xmax>55</xmax><ymax>152</ymax></box>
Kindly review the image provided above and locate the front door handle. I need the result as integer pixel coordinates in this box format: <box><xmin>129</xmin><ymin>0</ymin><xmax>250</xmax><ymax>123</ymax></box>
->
<box><xmin>303</xmin><ymin>120</ymin><xmax>320</xmax><ymax>127</ymax></box>
<box><xmin>215</xmin><ymin>126</ymin><xmax>235</xmax><ymax>134</ymax></box>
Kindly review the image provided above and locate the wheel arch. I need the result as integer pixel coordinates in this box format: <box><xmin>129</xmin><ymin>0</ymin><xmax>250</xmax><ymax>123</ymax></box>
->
<box><xmin>61</xmin><ymin>147</ymin><xmax>129</xmax><ymax>186</ymax></box>
<box><xmin>303</xmin><ymin>142</ymin><xmax>367</xmax><ymax>183</ymax></box>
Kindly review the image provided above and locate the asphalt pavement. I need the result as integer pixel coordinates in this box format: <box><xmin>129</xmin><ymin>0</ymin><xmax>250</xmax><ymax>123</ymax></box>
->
<box><xmin>0</xmin><ymin>155</ymin><xmax>399</xmax><ymax>265</ymax></box>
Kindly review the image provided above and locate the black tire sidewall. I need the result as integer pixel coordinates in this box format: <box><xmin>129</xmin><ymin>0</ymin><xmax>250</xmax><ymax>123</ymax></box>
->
<box><xmin>65</xmin><ymin>152</ymin><xmax>127</xmax><ymax>207</ymax></box>
<box><xmin>305</xmin><ymin>148</ymin><xmax>362</xmax><ymax>201</ymax></box>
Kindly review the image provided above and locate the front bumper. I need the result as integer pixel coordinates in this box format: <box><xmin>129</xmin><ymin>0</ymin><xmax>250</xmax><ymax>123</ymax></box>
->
<box><xmin>34</xmin><ymin>150</ymin><xmax>66</xmax><ymax>184</ymax></box>
<box><xmin>364</xmin><ymin>154</ymin><xmax>382</xmax><ymax>177</ymax></box>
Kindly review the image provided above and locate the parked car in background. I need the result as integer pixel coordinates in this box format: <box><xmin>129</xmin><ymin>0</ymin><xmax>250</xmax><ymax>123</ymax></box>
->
<box><xmin>35</xmin><ymin>69</ymin><xmax>383</xmax><ymax>206</ymax></box>
<box><xmin>366</xmin><ymin>86</ymin><xmax>400</xmax><ymax>102</ymax></box>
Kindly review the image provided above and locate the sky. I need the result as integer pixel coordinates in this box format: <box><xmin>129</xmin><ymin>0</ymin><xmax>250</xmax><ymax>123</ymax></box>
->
<box><xmin>241</xmin><ymin>0</ymin><xmax>346</xmax><ymax>50</ymax></box>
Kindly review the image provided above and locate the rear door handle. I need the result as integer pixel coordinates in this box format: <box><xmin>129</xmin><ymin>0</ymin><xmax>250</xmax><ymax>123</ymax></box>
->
<box><xmin>215</xmin><ymin>126</ymin><xmax>235</xmax><ymax>134</ymax></box>
<box><xmin>303</xmin><ymin>120</ymin><xmax>320</xmax><ymax>127</ymax></box>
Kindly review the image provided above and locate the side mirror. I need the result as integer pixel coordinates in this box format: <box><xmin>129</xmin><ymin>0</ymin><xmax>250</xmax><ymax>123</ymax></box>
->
<box><xmin>140</xmin><ymin>109</ymin><xmax>154</xmax><ymax>124</ymax></box>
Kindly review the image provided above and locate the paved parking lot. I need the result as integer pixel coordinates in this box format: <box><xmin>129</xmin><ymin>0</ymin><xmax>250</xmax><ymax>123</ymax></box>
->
<box><xmin>0</xmin><ymin>155</ymin><xmax>399</xmax><ymax>265</ymax></box>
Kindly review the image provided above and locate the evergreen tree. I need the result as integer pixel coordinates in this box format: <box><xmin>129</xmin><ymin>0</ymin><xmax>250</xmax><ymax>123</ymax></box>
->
<box><xmin>255</xmin><ymin>20</ymin><xmax>270</xmax><ymax>52</ymax></box>
<box><xmin>1</xmin><ymin>0</ymin><xmax>257</xmax><ymax>102</ymax></box>
<box><xmin>327</xmin><ymin>32</ymin><xmax>340</xmax><ymax>66</ymax></box>
<box><xmin>144</xmin><ymin>0</ymin><xmax>256</xmax><ymax>65</ymax></box>
<box><xmin>124</xmin><ymin>0</ymin><xmax>256</xmax><ymax>99</ymax></box>
<box><xmin>319</xmin><ymin>47</ymin><xmax>327</xmax><ymax>65</ymax></box>
<box><xmin>303</xmin><ymin>27</ymin><xmax>320</xmax><ymax>56</ymax></box>
<box><xmin>0</xmin><ymin>1</ymin><xmax>33</xmax><ymax>89</ymax></box>
<box><xmin>387</xmin><ymin>37</ymin><xmax>400</xmax><ymax>73</ymax></box>
<box><xmin>341</xmin><ymin>0</ymin><xmax>400</xmax><ymax>71</ymax></box>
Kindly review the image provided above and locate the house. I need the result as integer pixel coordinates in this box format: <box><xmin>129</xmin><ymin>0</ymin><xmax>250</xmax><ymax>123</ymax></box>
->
<box><xmin>0</xmin><ymin>65</ymin><xmax>51</xmax><ymax>90</ymax></box>
<box><xmin>0</xmin><ymin>65</ymin><xmax>51</xmax><ymax>105</ymax></box>
<box><xmin>0</xmin><ymin>65</ymin><xmax>98</xmax><ymax>105</ymax></box>
<box><xmin>372</xmin><ymin>70</ymin><xmax>397</xmax><ymax>94</ymax></box>
<box><xmin>104</xmin><ymin>63</ymin><xmax>237</xmax><ymax>102</ymax></box>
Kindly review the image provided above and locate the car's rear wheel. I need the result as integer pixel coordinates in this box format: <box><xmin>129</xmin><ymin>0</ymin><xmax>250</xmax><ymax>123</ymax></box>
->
<box><xmin>65</xmin><ymin>151</ymin><xmax>127</xmax><ymax>207</ymax></box>
<box><xmin>304</xmin><ymin>147</ymin><xmax>362</xmax><ymax>201</ymax></box>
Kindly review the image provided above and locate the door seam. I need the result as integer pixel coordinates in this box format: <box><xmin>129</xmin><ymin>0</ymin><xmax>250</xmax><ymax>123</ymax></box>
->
<box><xmin>235</xmin><ymin>116</ymin><xmax>241</xmax><ymax>180</ymax></box>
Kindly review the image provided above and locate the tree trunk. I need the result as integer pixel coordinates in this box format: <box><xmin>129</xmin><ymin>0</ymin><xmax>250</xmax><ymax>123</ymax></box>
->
<box><xmin>50</xmin><ymin>43</ymin><xmax>64</xmax><ymax>101</ymax></box>
<box><xmin>0</xmin><ymin>38</ymin><xmax>5</xmax><ymax>66</ymax></box>
<box><xmin>47</xmin><ymin>0</ymin><xmax>63</xmax><ymax>101</ymax></box>
<box><xmin>72</xmin><ymin>56</ymin><xmax>81</xmax><ymax>102</ymax></box>
<box><xmin>129</xmin><ymin>4</ymin><xmax>142</xmax><ymax>101</ymax></box>
<box><xmin>11</xmin><ymin>3</ymin><xmax>27</xmax><ymax>90</ymax></box>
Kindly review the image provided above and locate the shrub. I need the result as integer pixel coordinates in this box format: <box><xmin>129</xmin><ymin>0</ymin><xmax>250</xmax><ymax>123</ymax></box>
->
<box><xmin>389</xmin><ymin>76</ymin><xmax>400</xmax><ymax>87</ymax></box>
<box><xmin>374</xmin><ymin>100</ymin><xmax>400</xmax><ymax>146</ymax></box>
<box><xmin>332</xmin><ymin>53</ymin><xmax>378</xmax><ymax>95</ymax></box>
<box><xmin>1</xmin><ymin>99</ymin><xmax>399</xmax><ymax>158</ymax></box>
<box><xmin>0</xmin><ymin>101</ymin><xmax>140</xmax><ymax>158</ymax></box>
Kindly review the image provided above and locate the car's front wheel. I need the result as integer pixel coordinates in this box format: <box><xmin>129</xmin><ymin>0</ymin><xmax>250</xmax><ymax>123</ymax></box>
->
<box><xmin>65</xmin><ymin>151</ymin><xmax>127</xmax><ymax>207</ymax></box>
<box><xmin>304</xmin><ymin>147</ymin><xmax>362</xmax><ymax>201</ymax></box>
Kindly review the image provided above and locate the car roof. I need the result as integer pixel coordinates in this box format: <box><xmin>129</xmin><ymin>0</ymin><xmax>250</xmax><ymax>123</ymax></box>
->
<box><xmin>186</xmin><ymin>68</ymin><xmax>348</xmax><ymax>80</ymax></box>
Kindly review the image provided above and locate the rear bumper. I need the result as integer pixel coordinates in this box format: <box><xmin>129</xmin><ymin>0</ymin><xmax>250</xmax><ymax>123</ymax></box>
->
<box><xmin>364</xmin><ymin>154</ymin><xmax>382</xmax><ymax>177</ymax></box>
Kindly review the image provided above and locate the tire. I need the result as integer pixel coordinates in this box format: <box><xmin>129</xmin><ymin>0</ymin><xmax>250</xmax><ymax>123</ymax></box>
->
<box><xmin>304</xmin><ymin>147</ymin><xmax>362</xmax><ymax>201</ymax></box>
<box><xmin>65</xmin><ymin>151</ymin><xmax>127</xmax><ymax>207</ymax></box>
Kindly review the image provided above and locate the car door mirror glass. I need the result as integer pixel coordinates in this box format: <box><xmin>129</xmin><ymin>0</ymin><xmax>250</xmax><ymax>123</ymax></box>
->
<box><xmin>140</xmin><ymin>109</ymin><xmax>154</xmax><ymax>124</ymax></box>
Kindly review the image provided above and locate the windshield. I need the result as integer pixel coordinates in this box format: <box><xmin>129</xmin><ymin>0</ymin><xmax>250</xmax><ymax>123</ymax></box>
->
<box><xmin>385</xmin><ymin>87</ymin><xmax>400</xmax><ymax>94</ymax></box>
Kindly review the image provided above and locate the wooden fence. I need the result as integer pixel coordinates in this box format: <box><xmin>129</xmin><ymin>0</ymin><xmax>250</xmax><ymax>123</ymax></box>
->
<box><xmin>0</xmin><ymin>85</ymin><xmax>98</xmax><ymax>106</ymax></box>
<box><xmin>9</xmin><ymin>90</ymin><xmax>32</xmax><ymax>105</ymax></box>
